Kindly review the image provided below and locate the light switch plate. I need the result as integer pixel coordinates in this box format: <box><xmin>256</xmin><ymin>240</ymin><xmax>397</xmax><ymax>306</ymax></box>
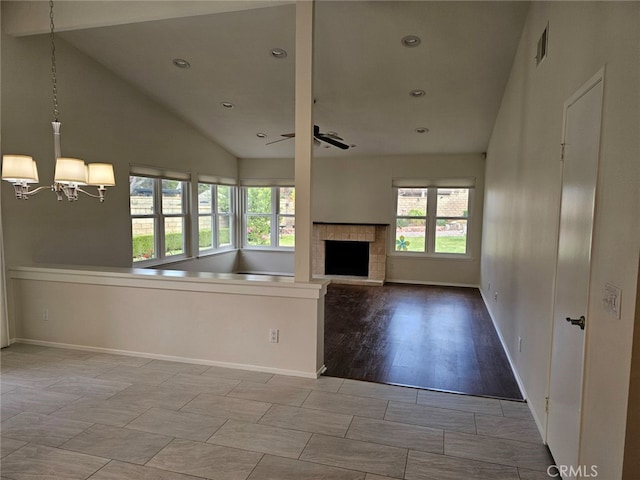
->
<box><xmin>603</xmin><ymin>283</ymin><xmax>621</xmax><ymax>319</ymax></box>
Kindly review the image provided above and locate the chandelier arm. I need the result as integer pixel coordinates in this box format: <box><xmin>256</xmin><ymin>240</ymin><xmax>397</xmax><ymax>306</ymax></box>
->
<box><xmin>76</xmin><ymin>187</ymin><xmax>107</xmax><ymax>203</ymax></box>
<box><xmin>12</xmin><ymin>184</ymin><xmax>56</xmax><ymax>200</ymax></box>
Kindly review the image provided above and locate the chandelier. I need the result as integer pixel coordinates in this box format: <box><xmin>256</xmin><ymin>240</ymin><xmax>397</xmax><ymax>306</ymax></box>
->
<box><xmin>1</xmin><ymin>0</ymin><xmax>115</xmax><ymax>202</ymax></box>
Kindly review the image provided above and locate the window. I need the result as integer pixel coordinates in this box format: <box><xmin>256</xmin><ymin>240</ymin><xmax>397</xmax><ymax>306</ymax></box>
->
<box><xmin>197</xmin><ymin>183</ymin><xmax>235</xmax><ymax>253</ymax></box>
<box><xmin>435</xmin><ymin>188</ymin><xmax>469</xmax><ymax>254</ymax></box>
<box><xmin>243</xmin><ymin>186</ymin><xmax>295</xmax><ymax>248</ymax></box>
<box><xmin>130</xmin><ymin>175</ymin><xmax>189</xmax><ymax>263</ymax></box>
<box><xmin>394</xmin><ymin>187</ymin><xmax>470</xmax><ymax>255</ymax></box>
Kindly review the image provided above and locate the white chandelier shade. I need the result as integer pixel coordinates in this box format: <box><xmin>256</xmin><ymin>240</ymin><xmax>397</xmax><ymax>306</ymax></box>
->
<box><xmin>1</xmin><ymin>155</ymin><xmax>39</xmax><ymax>184</ymax></box>
<box><xmin>87</xmin><ymin>163</ymin><xmax>116</xmax><ymax>187</ymax></box>
<box><xmin>54</xmin><ymin>157</ymin><xmax>87</xmax><ymax>185</ymax></box>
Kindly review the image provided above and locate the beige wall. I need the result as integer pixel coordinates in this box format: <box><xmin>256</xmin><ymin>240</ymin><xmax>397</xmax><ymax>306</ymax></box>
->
<box><xmin>482</xmin><ymin>2</ymin><xmax>639</xmax><ymax>477</ymax></box>
<box><xmin>238</xmin><ymin>153</ymin><xmax>485</xmax><ymax>285</ymax></box>
<box><xmin>11</xmin><ymin>267</ymin><xmax>327</xmax><ymax>377</ymax></box>
<box><xmin>1</xmin><ymin>29</ymin><xmax>237</xmax><ymax>270</ymax></box>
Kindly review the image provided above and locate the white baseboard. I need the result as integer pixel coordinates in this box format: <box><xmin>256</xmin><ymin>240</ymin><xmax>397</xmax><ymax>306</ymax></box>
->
<box><xmin>478</xmin><ymin>289</ymin><xmax>548</xmax><ymax>442</ymax></box>
<box><xmin>13</xmin><ymin>338</ymin><xmax>321</xmax><ymax>379</ymax></box>
<box><xmin>385</xmin><ymin>279</ymin><xmax>479</xmax><ymax>288</ymax></box>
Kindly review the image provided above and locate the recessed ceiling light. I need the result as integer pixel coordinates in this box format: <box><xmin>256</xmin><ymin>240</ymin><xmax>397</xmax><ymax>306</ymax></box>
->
<box><xmin>256</xmin><ymin>133</ymin><xmax>267</xmax><ymax>138</ymax></box>
<box><xmin>271</xmin><ymin>48</ymin><xmax>288</xmax><ymax>59</ymax></box>
<box><xmin>410</xmin><ymin>89</ymin><xmax>426</xmax><ymax>98</ymax></box>
<box><xmin>415</xmin><ymin>127</ymin><xmax>429</xmax><ymax>134</ymax></box>
<box><xmin>172</xmin><ymin>58</ymin><xmax>191</xmax><ymax>69</ymax></box>
<box><xmin>401</xmin><ymin>35</ymin><xmax>421</xmax><ymax>48</ymax></box>
<box><xmin>221</xmin><ymin>102</ymin><xmax>234</xmax><ymax>109</ymax></box>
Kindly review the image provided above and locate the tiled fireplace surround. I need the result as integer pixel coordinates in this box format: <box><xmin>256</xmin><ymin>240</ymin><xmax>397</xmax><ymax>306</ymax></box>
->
<box><xmin>312</xmin><ymin>223</ymin><xmax>388</xmax><ymax>285</ymax></box>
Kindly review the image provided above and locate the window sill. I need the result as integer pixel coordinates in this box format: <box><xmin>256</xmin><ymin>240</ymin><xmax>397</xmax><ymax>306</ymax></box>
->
<box><xmin>197</xmin><ymin>247</ymin><xmax>237</xmax><ymax>258</ymax></box>
<box><xmin>388</xmin><ymin>252</ymin><xmax>476</xmax><ymax>261</ymax></box>
<box><xmin>241</xmin><ymin>247</ymin><xmax>295</xmax><ymax>253</ymax></box>
<box><xmin>133</xmin><ymin>254</ymin><xmax>190</xmax><ymax>268</ymax></box>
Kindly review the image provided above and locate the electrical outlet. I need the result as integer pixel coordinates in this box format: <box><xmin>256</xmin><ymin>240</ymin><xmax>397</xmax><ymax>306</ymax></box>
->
<box><xmin>603</xmin><ymin>283</ymin><xmax>622</xmax><ymax>319</ymax></box>
<box><xmin>494</xmin><ymin>292</ymin><xmax>498</xmax><ymax>302</ymax></box>
<box><xmin>518</xmin><ymin>336</ymin><xmax>522</xmax><ymax>352</ymax></box>
<box><xmin>42</xmin><ymin>309</ymin><xmax>49</xmax><ymax>321</ymax></box>
<box><xmin>269</xmin><ymin>328</ymin><xmax>279</xmax><ymax>343</ymax></box>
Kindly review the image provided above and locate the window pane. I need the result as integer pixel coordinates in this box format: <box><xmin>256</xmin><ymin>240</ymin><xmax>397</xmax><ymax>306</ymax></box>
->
<box><xmin>397</xmin><ymin>188</ymin><xmax>428</xmax><ymax>216</ymax></box>
<box><xmin>436</xmin><ymin>188</ymin><xmax>469</xmax><ymax>217</ymax></box>
<box><xmin>162</xmin><ymin>180</ymin><xmax>183</xmax><ymax>214</ymax></box>
<box><xmin>278</xmin><ymin>216</ymin><xmax>295</xmax><ymax>247</ymax></box>
<box><xmin>217</xmin><ymin>186</ymin><xmax>231</xmax><ymax>214</ymax></box>
<box><xmin>218</xmin><ymin>215</ymin><xmax>232</xmax><ymax>247</ymax></box>
<box><xmin>395</xmin><ymin>218</ymin><xmax>426</xmax><ymax>252</ymax></box>
<box><xmin>132</xmin><ymin>218</ymin><xmax>155</xmax><ymax>262</ymax></box>
<box><xmin>279</xmin><ymin>187</ymin><xmax>295</xmax><ymax>215</ymax></box>
<box><xmin>247</xmin><ymin>187</ymin><xmax>272</xmax><ymax>214</ymax></box>
<box><xmin>199</xmin><ymin>215</ymin><xmax>213</xmax><ymax>251</ymax></box>
<box><xmin>435</xmin><ymin>219</ymin><xmax>467</xmax><ymax>254</ymax></box>
<box><xmin>165</xmin><ymin>217</ymin><xmax>184</xmax><ymax>256</ymax></box>
<box><xmin>198</xmin><ymin>184</ymin><xmax>212</xmax><ymax>214</ymax></box>
<box><xmin>246</xmin><ymin>216</ymin><xmax>271</xmax><ymax>246</ymax></box>
<box><xmin>130</xmin><ymin>176</ymin><xmax>154</xmax><ymax>215</ymax></box>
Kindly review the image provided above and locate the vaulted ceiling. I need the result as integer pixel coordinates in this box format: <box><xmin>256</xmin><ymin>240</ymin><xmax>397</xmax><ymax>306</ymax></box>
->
<box><xmin>6</xmin><ymin>1</ymin><xmax>530</xmax><ymax>158</ymax></box>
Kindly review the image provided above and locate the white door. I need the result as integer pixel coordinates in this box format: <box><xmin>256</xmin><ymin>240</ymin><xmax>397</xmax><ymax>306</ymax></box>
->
<box><xmin>546</xmin><ymin>70</ymin><xmax>604</xmax><ymax>470</ymax></box>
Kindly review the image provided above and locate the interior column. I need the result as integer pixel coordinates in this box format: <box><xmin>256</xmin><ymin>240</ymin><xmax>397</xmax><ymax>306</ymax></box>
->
<box><xmin>294</xmin><ymin>0</ymin><xmax>314</xmax><ymax>282</ymax></box>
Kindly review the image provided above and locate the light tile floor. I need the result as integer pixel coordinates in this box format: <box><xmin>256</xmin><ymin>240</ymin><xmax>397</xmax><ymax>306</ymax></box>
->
<box><xmin>0</xmin><ymin>343</ymin><xmax>554</xmax><ymax>479</ymax></box>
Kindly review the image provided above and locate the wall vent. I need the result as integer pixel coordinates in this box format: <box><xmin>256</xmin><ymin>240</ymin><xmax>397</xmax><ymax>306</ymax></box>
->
<box><xmin>536</xmin><ymin>23</ymin><xmax>549</xmax><ymax>66</ymax></box>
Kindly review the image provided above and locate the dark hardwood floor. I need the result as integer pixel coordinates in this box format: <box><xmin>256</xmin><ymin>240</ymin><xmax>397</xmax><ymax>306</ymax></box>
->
<box><xmin>324</xmin><ymin>283</ymin><xmax>524</xmax><ymax>400</ymax></box>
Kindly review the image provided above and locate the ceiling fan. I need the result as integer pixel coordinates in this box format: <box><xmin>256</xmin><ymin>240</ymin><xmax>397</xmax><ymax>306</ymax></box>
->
<box><xmin>266</xmin><ymin>125</ymin><xmax>350</xmax><ymax>150</ymax></box>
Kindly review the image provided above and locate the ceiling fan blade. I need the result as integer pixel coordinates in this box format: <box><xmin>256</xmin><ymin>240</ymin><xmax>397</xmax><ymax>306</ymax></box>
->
<box><xmin>324</xmin><ymin>133</ymin><xmax>344</xmax><ymax>141</ymax></box>
<box><xmin>315</xmin><ymin>134</ymin><xmax>350</xmax><ymax>150</ymax></box>
<box><xmin>265</xmin><ymin>136</ymin><xmax>294</xmax><ymax>146</ymax></box>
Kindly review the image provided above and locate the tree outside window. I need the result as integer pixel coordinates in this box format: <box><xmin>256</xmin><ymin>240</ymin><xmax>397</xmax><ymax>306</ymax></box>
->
<box><xmin>244</xmin><ymin>186</ymin><xmax>295</xmax><ymax>248</ymax></box>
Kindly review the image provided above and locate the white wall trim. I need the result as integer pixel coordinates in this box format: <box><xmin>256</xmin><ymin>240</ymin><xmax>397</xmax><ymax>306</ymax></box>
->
<box><xmin>13</xmin><ymin>338</ymin><xmax>321</xmax><ymax>379</ymax></box>
<box><xmin>479</xmin><ymin>288</ymin><xmax>548</xmax><ymax>442</ymax></box>
<box><xmin>237</xmin><ymin>270</ymin><xmax>295</xmax><ymax>277</ymax></box>
<box><xmin>9</xmin><ymin>266</ymin><xmax>325</xmax><ymax>299</ymax></box>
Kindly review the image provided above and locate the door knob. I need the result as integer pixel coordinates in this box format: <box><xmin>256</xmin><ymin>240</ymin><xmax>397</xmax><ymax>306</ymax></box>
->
<box><xmin>565</xmin><ymin>315</ymin><xmax>586</xmax><ymax>330</ymax></box>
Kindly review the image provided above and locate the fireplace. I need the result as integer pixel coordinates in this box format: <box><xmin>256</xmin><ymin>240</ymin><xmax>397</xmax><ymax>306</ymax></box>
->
<box><xmin>312</xmin><ymin>223</ymin><xmax>388</xmax><ymax>285</ymax></box>
<box><xmin>325</xmin><ymin>240</ymin><xmax>369</xmax><ymax>277</ymax></box>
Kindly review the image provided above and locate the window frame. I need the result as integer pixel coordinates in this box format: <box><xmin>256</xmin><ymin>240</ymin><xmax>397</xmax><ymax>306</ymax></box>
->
<box><xmin>242</xmin><ymin>186</ymin><xmax>295</xmax><ymax>250</ymax></box>
<box><xmin>392</xmin><ymin>186</ymin><xmax>473</xmax><ymax>258</ymax></box>
<box><xmin>130</xmin><ymin>175</ymin><xmax>191</xmax><ymax>266</ymax></box>
<box><xmin>197</xmin><ymin>182</ymin><xmax>236</xmax><ymax>255</ymax></box>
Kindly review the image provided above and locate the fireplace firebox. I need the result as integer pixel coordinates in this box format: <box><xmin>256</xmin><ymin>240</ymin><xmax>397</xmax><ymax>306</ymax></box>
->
<box><xmin>325</xmin><ymin>240</ymin><xmax>369</xmax><ymax>277</ymax></box>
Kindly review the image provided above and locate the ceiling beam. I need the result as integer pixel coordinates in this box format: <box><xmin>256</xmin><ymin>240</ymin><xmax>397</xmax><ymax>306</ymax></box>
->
<box><xmin>2</xmin><ymin>0</ymin><xmax>293</xmax><ymax>37</ymax></box>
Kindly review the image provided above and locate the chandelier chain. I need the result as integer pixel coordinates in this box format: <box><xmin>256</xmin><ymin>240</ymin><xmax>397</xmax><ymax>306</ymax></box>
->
<box><xmin>49</xmin><ymin>0</ymin><xmax>59</xmax><ymax>122</ymax></box>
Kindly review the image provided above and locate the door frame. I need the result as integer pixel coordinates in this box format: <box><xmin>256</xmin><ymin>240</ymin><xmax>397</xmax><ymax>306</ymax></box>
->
<box><xmin>545</xmin><ymin>66</ymin><xmax>606</xmax><ymax>452</ymax></box>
